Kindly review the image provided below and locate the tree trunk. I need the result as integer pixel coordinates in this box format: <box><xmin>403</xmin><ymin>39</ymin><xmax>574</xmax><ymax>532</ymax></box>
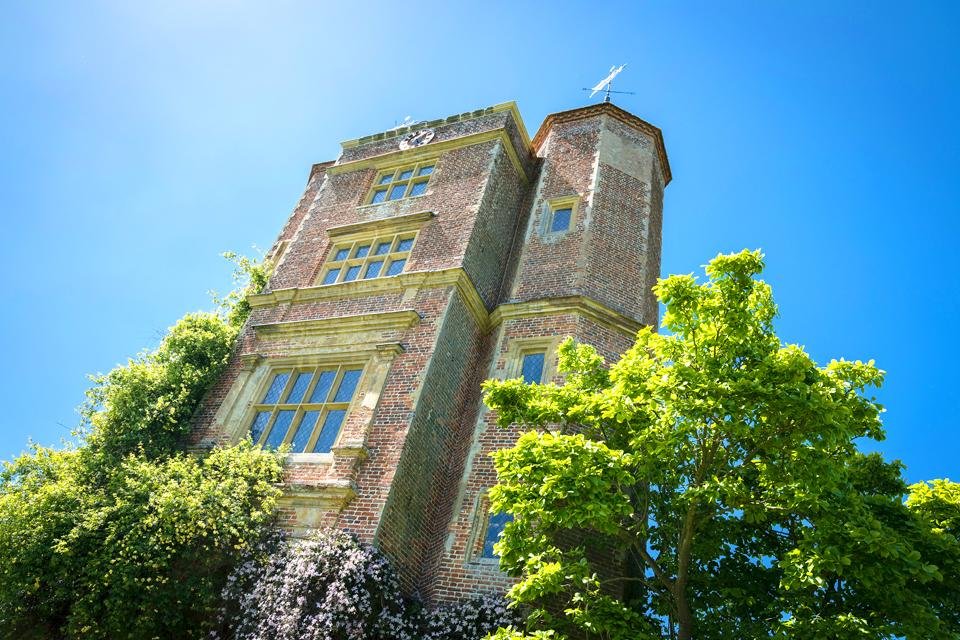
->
<box><xmin>676</xmin><ymin>590</ymin><xmax>693</xmax><ymax>640</ymax></box>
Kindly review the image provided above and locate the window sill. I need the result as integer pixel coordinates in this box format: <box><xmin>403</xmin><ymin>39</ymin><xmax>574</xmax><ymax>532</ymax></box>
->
<box><xmin>467</xmin><ymin>557</ymin><xmax>502</xmax><ymax>567</ymax></box>
<box><xmin>356</xmin><ymin>193</ymin><xmax>428</xmax><ymax>211</ymax></box>
<box><xmin>285</xmin><ymin>452</ymin><xmax>334</xmax><ymax>465</ymax></box>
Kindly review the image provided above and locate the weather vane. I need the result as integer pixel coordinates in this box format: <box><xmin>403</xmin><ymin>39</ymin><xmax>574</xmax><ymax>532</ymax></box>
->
<box><xmin>386</xmin><ymin>116</ymin><xmax>420</xmax><ymax>132</ymax></box>
<box><xmin>583</xmin><ymin>64</ymin><xmax>634</xmax><ymax>103</ymax></box>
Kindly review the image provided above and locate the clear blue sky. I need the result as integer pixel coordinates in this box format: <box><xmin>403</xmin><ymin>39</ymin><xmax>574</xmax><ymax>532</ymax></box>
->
<box><xmin>1</xmin><ymin>1</ymin><xmax>957</xmax><ymax>483</ymax></box>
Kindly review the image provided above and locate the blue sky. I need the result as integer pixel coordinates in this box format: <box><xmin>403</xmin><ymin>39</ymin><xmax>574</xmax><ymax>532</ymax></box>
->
<box><xmin>1</xmin><ymin>1</ymin><xmax>957</xmax><ymax>483</ymax></box>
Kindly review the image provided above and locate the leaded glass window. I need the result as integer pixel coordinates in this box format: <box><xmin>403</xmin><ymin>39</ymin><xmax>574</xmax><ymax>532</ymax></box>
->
<box><xmin>320</xmin><ymin>232</ymin><xmax>416</xmax><ymax>285</ymax></box>
<box><xmin>367</xmin><ymin>161</ymin><xmax>435</xmax><ymax>204</ymax></box>
<box><xmin>550</xmin><ymin>207</ymin><xmax>572</xmax><ymax>232</ymax></box>
<box><xmin>249</xmin><ymin>364</ymin><xmax>364</xmax><ymax>453</ymax></box>
<box><xmin>520</xmin><ymin>352</ymin><xmax>546</xmax><ymax>384</ymax></box>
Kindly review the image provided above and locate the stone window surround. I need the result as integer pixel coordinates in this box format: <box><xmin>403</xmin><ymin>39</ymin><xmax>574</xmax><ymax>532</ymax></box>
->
<box><xmin>466</xmin><ymin>491</ymin><xmax>501</xmax><ymax>566</ymax></box>
<box><xmin>311</xmin><ymin>210</ymin><xmax>435</xmax><ymax>289</ymax></box>
<box><xmin>319</xmin><ymin>231</ymin><xmax>417</xmax><ymax>286</ymax></box>
<box><xmin>364</xmin><ymin>159</ymin><xmax>437</xmax><ymax>205</ymax></box>
<box><xmin>541</xmin><ymin>195</ymin><xmax>581</xmax><ymax>239</ymax></box>
<box><xmin>246</xmin><ymin>361</ymin><xmax>368</xmax><ymax>455</ymax></box>
<box><xmin>501</xmin><ymin>335</ymin><xmax>563</xmax><ymax>383</ymax></box>
<box><xmin>213</xmin><ymin>321</ymin><xmax>411</xmax><ymax>466</ymax></box>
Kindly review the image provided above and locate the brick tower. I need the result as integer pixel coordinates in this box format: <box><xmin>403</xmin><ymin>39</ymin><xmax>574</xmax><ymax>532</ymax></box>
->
<box><xmin>191</xmin><ymin>101</ymin><xmax>670</xmax><ymax>603</ymax></box>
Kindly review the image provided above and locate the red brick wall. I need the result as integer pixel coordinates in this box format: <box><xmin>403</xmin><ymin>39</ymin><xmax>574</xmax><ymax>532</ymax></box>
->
<box><xmin>424</xmin><ymin>314</ymin><xmax>635</xmax><ymax>603</ymax></box>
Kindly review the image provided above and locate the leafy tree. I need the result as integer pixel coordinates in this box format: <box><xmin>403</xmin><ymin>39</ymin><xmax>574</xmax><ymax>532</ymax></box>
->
<box><xmin>483</xmin><ymin>250</ymin><xmax>960</xmax><ymax>640</ymax></box>
<box><xmin>0</xmin><ymin>254</ymin><xmax>283</xmax><ymax>639</ymax></box>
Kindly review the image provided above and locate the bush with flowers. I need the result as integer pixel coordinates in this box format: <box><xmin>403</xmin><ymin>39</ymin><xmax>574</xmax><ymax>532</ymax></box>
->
<box><xmin>216</xmin><ymin>529</ymin><xmax>518</xmax><ymax>640</ymax></box>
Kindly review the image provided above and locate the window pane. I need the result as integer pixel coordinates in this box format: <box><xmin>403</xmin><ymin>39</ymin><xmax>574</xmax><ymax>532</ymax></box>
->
<box><xmin>313</xmin><ymin>410</ymin><xmax>345</xmax><ymax>453</ymax></box>
<box><xmin>354</xmin><ymin>245</ymin><xmax>370</xmax><ymax>258</ymax></box>
<box><xmin>322</xmin><ymin>268</ymin><xmax>340</xmax><ymax>285</ymax></box>
<box><xmin>371</xmin><ymin>189</ymin><xmax>387</xmax><ymax>203</ymax></box>
<box><xmin>250</xmin><ymin>411</ymin><xmax>272</xmax><ymax>443</ymax></box>
<box><xmin>386</xmin><ymin>258</ymin><xmax>406</xmax><ymax>276</ymax></box>
<box><xmin>409</xmin><ymin>180</ymin><xmax>427</xmax><ymax>197</ymax></box>
<box><xmin>343</xmin><ymin>265</ymin><xmax>361</xmax><ymax>281</ymax></box>
<box><xmin>364</xmin><ymin>260</ymin><xmax>384</xmax><ymax>279</ymax></box>
<box><xmin>397</xmin><ymin>169</ymin><xmax>414</xmax><ymax>180</ymax></box>
<box><xmin>265</xmin><ymin>410</ymin><xmax>295</xmax><ymax>449</ymax></box>
<box><xmin>521</xmin><ymin>352</ymin><xmax>545</xmax><ymax>384</ymax></box>
<box><xmin>261</xmin><ymin>372</ymin><xmax>290</xmax><ymax>404</ymax></box>
<box><xmin>482</xmin><ymin>512</ymin><xmax>513</xmax><ymax>558</ymax></box>
<box><xmin>416</xmin><ymin>165</ymin><xmax>434</xmax><ymax>176</ymax></box>
<box><xmin>309</xmin><ymin>370</ymin><xmax>337</xmax><ymax>403</ymax></box>
<box><xmin>333</xmin><ymin>369</ymin><xmax>363</xmax><ymax>402</ymax></box>
<box><xmin>285</xmin><ymin>372</ymin><xmax>313</xmax><ymax>404</ymax></box>
<box><xmin>388</xmin><ymin>184</ymin><xmax>406</xmax><ymax>200</ymax></box>
<box><xmin>551</xmin><ymin>207</ymin><xmax>572</xmax><ymax>232</ymax></box>
<box><xmin>395</xmin><ymin>238</ymin><xmax>414</xmax><ymax>252</ymax></box>
<box><xmin>290</xmin><ymin>411</ymin><xmax>320</xmax><ymax>453</ymax></box>
<box><xmin>378</xmin><ymin>173</ymin><xmax>394</xmax><ymax>185</ymax></box>
<box><xmin>333</xmin><ymin>248</ymin><xmax>350</xmax><ymax>261</ymax></box>
<box><xmin>374</xmin><ymin>241</ymin><xmax>391</xmax><ymax>255</ymax></box>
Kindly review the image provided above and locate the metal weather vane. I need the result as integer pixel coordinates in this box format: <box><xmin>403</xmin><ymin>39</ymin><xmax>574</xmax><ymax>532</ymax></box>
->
<box><xmin>583</xmin><ymin>64</ymin><xmax>634</xmax><ymax>103</ymax></box>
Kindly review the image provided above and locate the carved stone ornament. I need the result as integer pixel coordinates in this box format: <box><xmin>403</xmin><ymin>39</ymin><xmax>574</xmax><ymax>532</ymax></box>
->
<box><xmin>398</xmin><ymin>128</ymin><xmax>435</xmax><ymax>150</ymax></box>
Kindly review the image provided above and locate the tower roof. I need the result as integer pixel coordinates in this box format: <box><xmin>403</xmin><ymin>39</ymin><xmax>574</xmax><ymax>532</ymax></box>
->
<box><xmin>533</xmin><ymin>103</ymin><xmax>671</xmax><ymax>185</ymax></box>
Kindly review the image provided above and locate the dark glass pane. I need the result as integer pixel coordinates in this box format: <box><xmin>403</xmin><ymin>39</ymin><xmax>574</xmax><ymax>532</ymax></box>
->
<box><xmin>250</xmin><ymin>411</ymin><xmax>272</xmax><ymax>443</ymax></box>
<box><xmin>409</xmin><ymin>181</ymin><xmax>427</xmax><ymax>197</ymax></box>
<box><xmin>388</xmin><ymin>184</ymin><xmax>406</xmax><ymax>200</ymax></box>
<box><xmin>290</xmin><ymin>411</ymin><xmax>320</xmax><ymax>453</ymax></box>
<box><xmin>374</xmin><ymin>241</ymin><xmax>391</xmax><ymax>255</ymax></box>
<box><xmin>521</xmin><ymin>352</ymin><xmax>545</xmax><ymax>384</ymax></box>
<box><xmin>551</xmin><ymin>208</ymin><xmax>572</xmax><ymax>232</ymax></box>
<box><xmin>397</xmin><ymin>169</ymin><xmax>414</xmax><ymax>180</ymax></box>
<box><xmin>309</xmin><ymin>370</ymin><xmax>337</xmax><ymax>403</ymax></box>
<box><xmin>416</xmin><ymin>165</ymin><xmax>434</xmax><ymax>176</ymax></box>
<box><xmin>333</xmin><ymin>248</ymin><xmax>350</xmax><ymax>261</ymax></box>
<box><xmin>261</xmin><ymin>373</ymin><xmax>290</xmax><ymax>404</ymax></box>
<box><xmin>482</xmin><ymin>512</ymin><xmax>513</xmax><ymax>558</ymax></box>
<box><xmin>322</xmin><ymin>268</ymin><xmax>340</xmax><ymax>285</ymax></box>
<box><xmin>343</xmin><ymin>265</ymin><xmax>361</xmax><ymax>281</ymax></box>
<box><xmin>285</xmin><ymin>372</ymin><xmax>313</xmax><ymax>404</ymax></box>
<box><xmin>265</xmin><ymin>410</ymin><xmax>295</xmax><ymax>449</ymax></box>
<box><xmin>386</xmin><ymin>258</ymin><xmax>406</xmax><ymax>276</ymax></box>
<box><xmin>371</xmin><ymin>189</ymin><xmax>387</xmax><ymax>203</ymax></box>
<box><xmin>333</xmin><ymin>369</ymin><xmax>362</xmax><ymax>402</ymax></box>
<box><xmin>364</xmin><ymin>260</ymin><xmax>384</xmax><ymax>279</ymax></box>
<box><xmin>354</xmin><ymin>245</ymin><xmax>370</xmax><ymax>258</ymax></box>
<box><xmin>396</xmin><ymin>238</ymin><xmax>414</xmax><ymax>252</ymax></box>
<box><xmin>378</xmin><ymin>173</ymin><xmax>394</xmax><ymax>185</ymax></box>
<box><xmin>313</xmin><ymin>410</ymin><xmax>345</xmax><ymax>453</ymax></box>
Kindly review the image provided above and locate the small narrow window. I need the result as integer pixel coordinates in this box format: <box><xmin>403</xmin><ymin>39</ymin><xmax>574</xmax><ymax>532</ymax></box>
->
<box><xmin>550</xmin><ymin>207</ymin><xmax>572</xmax><ymax>232</ymax></box>
<box><xmin>545</xmin><ymin>198</ymin><xmax>578</xmax><ymax>236</ymax></box>
<box><xmin>481</xmin><ymin>512</ymin><xmax>513</xmax><ymax>559</ymax></box>
<box><xmin>520</xmin><ymin>352</ymin><xmax>546</xmax><ymax>384</ymax></box>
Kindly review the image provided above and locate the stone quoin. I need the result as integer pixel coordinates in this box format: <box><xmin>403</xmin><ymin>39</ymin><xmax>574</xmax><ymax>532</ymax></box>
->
<box><xmin>190</xmin><ymin>101</ymin><xmax>670</xmax><ymax>604</ymax></box>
